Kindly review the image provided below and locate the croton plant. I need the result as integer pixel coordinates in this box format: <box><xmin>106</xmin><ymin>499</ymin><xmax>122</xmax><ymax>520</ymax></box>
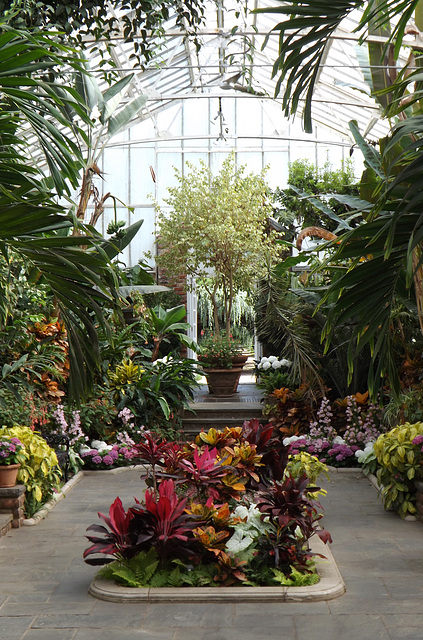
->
<box><xmin>84</xmin><ymin>420</ymin><xmax>332</xmax><ymax>588</ymax></box>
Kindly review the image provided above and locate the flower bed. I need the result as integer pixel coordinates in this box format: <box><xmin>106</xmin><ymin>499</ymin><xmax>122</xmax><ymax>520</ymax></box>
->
<box><xmin>83</xmin><ymin>421</ymin><xmax>332</xmax><ymax>589</ymax></box>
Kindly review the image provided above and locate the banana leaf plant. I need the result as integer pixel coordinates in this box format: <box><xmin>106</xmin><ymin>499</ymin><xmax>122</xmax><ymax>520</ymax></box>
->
<box><xmin>69</xmin><ymin>63</ymin><xmax>148</xmax><ymax>227</ymax></box>
<box><xmin>148</xmin><ymin>305</ymin><xmax>198</xmax><ymax>361</ymax></box>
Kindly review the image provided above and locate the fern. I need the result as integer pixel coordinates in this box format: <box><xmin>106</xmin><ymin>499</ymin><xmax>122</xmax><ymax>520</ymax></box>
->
<box><xmin>131</xmin><ymin>548</ymin><xmax>160</xmax><ymax>585</ymax></box>
<box><xmin>97</xmin><ymin>548</ymin><xmax>160</xmax><ymax>588</ymax></box>
<box><xmin>272</xmin><ymin>565</ymin><xmax>320</xmax><ymax>587</ymax></box>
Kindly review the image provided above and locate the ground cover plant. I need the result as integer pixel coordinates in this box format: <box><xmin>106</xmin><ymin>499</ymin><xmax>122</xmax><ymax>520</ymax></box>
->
<box><xmin>83</xmin><ymin>421</ymin><xmax>332</xmax><ymax>588</ymax></box>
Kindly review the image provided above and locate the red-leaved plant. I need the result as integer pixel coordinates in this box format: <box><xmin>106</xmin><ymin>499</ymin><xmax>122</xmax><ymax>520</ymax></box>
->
<box><xmin>254</xmin><ymin>473</ymin><xmax>332</xmax><ymax>573</ymax></box>
<box><xmin>83</xmin><ymin>497</ymin><xmax>139</xmax><ymax>565</ymax></box>
<box><xmin>84</xmin><ymin>480</ymin><xmax>202</xmax><ymax>568</ymax></box>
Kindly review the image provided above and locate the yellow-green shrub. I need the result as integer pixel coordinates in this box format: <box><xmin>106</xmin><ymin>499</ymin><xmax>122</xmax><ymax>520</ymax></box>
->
<box><xmin>373</xmin><ymin>422</ymin><xmax>423</xmax><ymax>518</ymax></box>
<box><xmin>286</xmin><ymin>451</ymin><xmax>329</xmax><ymax>499</ymax></box>
<box><xmin>0</xmin><ymin>426</ymin><xmax>62</xmax><ymax>516</ymax></box>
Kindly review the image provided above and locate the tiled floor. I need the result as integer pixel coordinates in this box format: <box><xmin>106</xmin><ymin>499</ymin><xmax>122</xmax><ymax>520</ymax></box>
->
<box><xmin>1</xmin><ymin>383</ymin><xmax>422</xmax><ymax>640</ymax></box>
<box><xmin>1</xmin><ymin>468</ymin><xmax>423</xmax><ymax>639</ymax></box>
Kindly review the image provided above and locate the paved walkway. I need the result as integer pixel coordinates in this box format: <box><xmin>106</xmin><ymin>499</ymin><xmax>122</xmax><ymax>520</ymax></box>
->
<box><xmin>0</xmin><ymin>466</ymin><xmax>422</xmax><ymax>640</ymax></box>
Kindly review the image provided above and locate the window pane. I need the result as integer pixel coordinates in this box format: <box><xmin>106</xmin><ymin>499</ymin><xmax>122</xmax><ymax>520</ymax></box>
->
<box><xmin>130</xmin><ymin>147</ymin><xmax>156</xmax><ymax>203</ymax></box>
<box><xmin>101</xmin><ymin>146</ymin><xmax>129</xmax><ymax>202</ymax></box>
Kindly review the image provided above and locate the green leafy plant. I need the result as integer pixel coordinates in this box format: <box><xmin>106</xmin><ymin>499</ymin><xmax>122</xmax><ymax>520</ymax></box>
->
<box><xmin>285</xmin><ymin>451</ymin><xmax>329</xmax><ymax>499</ymax></box>
<box><xmin>0</xmin><ymin>426</ymin><xmax>62</xmax><ymax>517</ymax></box>
<box><xmin>372</xmin><ymin>422</ymin><xmax>423</xmax><ymax>518</ymax></box>
<box><xmin>108</xmin><ymin>355</ymin><xmax>199</xmax><ymax>434</ymax></box>
<box><xmin>271</xmin><ymin>564</ymin><xmax>320</xmax><ymax>587</ymax></box>
<box><xmin>199</xmin><ymin>332</ymin><xmax>243</xmax><ymax>369</ymax></box>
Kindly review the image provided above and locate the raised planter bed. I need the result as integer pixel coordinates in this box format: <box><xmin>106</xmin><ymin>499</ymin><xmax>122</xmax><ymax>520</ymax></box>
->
<box><xmin>88</xmin><ymin>536</ymin><xmax>345</xmax><ymax>603</ymax></box>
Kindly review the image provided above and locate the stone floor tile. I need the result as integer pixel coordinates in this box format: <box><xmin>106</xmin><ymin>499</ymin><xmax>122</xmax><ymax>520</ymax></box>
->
<box><xmin>177</xmin><ymin>626</ymin><xmax>296</xmax><ymax>640</ymax></box>
<box><xmin>0</xmin><ymin>603</ymin><xmax>95</xmax><ymax>616</ymax></box>
<box><xmin>142</xmin><ymin>603</ymin><xmax>233</xmax><ymax>629</ymax></box>
<box><xmin>2</xmin><ymin>593</ymin><xmax>49</xmax><ymax>604</ymax></box>
<box><xmin>328</xmin><ymin>596</ymin><xmax>419</xmax><ymax>616</ymax></box>
<box><xmin>32</xmin><ymin>613</ymin><xmax>147</xmax><ymax>630</ymax></box>
<box><xmin>386</xmin><ymin>629</ymin><xmax>423</xmax><ymax>640</ymax></box>
<box><xmin>294</xmin><ymin>614</ymin><xmax>389</xmax><ymax>640</ymax></box>
<box><xmin>19</xmin><ymin>630</ymin><xmax>76</xmax><ymax>640</ymax></box>
<box><xmin>74</xmin><ymin>629</ymin><xmax>175</xmax><ymax>640</ymax></box>
<box><xmin>0</xmin><ymin>616</ymin><xmax>34</xmax><ymax>640</ymax></box>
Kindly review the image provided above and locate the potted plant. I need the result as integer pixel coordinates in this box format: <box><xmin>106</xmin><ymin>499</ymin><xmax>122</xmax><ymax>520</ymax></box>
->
<box><xmin>199</xmin><ymin>332</ymin><xmax>245</xmax><ymax>396</ymax></box>
<box><xmin>0</xmin><ymin>436</ymin><xmax>27</xmax><ymax>487</ymax></box>
<box><xmin>154</xmin><ymin>155</ymin><xmax>281</xmax><ymax>338</ymax></box>
<box><xmin>155</xmin><ymin>155</ymin><xmax>282</xmax><ymax>394</ymax></box>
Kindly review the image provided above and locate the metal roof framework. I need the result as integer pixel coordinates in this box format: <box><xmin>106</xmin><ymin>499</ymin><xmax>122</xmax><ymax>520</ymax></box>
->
<box><xmin>79</xmin><ymin>0</ymin><xmax>417</xmax><ymax>148</ymax></box>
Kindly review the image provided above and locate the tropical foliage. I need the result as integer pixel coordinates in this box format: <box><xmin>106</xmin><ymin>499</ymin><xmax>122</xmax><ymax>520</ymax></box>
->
<box><xmin>1</xmin><ymin>0</ymin><xmax>206</xmax><ymax>68</ymax></box>
<box><xmin>84</xmin><ymin>422</ymin><xmax>332</xmax><ymax>587</ymax></box>
<box><xmin>0</xmin><ymin>25</ymin><xmax>130</xmax><ymax>400</ymax></box>
<box><xmin>256</xmin><ymin>0</ymin><xmax>423</xmax><ymax>398</ymax></box>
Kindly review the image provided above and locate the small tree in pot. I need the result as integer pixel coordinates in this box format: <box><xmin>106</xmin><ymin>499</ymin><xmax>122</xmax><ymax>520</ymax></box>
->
<box><xmin>155</xmin><ymin>154</ymin><xmax>280</xmax><ymax>338</ymax></box>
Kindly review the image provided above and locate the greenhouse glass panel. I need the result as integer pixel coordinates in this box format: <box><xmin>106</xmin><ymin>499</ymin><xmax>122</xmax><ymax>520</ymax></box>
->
<box><xmin>155</xmin><ymin>104</ymin><xmax>183</xmax><ymax>148</ymax></box>
<box><xmin>182</xmin><ymin>152</ymin><xmax>209</xmax><ymax>170</ymax></box>
<box><xmin>130</xmin><ymin>147</ymin><xmax>156</xmax><ymax>204</ymax></box>
<box><xmin>129</xmin><ymin>207</ymin><xmax>156</xmax><ymax>266</ymax></box>
<box><xmin>237</xmin><ymin>152</ymin><xmax>263</xmax><ymax>175</ymax></box>
<box><xmin>102</xmin><ymin>146</ymin><xmax>129</xmax><ymax>203</ymax></box>
<box><xmin>264</xmin><ymin>151</ymin><xmax>289</xmax><ymax>189</ymax></box>
<box><xmin>183</xmin><ymin>100</ymin><xmax>209</xmax><ymax>147</ymax></box>
<box><xmin>157</xmin><ymin>153</ymin><xmax>182</xmax><ymax>203</ymax></box>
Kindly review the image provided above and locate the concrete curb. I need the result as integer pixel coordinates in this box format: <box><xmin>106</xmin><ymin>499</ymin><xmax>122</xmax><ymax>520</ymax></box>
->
<box><xmin>88</xmin><ymin>536</ymin><xmax>345</xmax><ymax>603</ymax></box>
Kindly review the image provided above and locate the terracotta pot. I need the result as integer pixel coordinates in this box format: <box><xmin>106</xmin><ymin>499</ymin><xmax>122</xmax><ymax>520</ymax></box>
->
<box><xmin>0</xmin><ymin>463</ymin><xmax>20</xmax><ymax>488</ymax></box>
<box><xmin>205</xmin><ymin>367</ymin><xmax>243</xmax><ymax>397</ymax></box>
<box><xmin>231</xmin><ymin>354</ymin><xmax>248</xmax><ymax>366</ymax></box>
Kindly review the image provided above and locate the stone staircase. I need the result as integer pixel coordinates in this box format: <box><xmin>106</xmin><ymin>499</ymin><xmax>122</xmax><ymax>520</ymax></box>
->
<box><xmin>181</xmin><ymin>401</ymin><xmax>264</xmax><ymax>439</ymax></box>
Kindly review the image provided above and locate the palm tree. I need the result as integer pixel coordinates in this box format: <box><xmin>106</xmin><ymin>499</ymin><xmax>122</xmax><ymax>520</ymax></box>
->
<box><xmin>0</xmin><ymin>24</ymin><xmax>126</xmax><ymax>401</ymax></box>
<box><xmin>256</xmin><ymin>0</ymin><xmax>423</xmax><ymax>396</ymax></box>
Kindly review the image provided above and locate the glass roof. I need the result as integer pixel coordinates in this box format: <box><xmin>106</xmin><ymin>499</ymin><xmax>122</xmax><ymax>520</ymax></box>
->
<box><xmin>83</xmin><ymin>1</ymin><xmax>402</xmax><ymax>145</ymax></box>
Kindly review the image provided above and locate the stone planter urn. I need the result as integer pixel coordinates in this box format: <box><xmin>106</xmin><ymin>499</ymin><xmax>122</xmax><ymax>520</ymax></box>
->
<box><xmin>204</xmin><ymin>367</ymin><xmax>244</xmax><ymax>397</ymax></box>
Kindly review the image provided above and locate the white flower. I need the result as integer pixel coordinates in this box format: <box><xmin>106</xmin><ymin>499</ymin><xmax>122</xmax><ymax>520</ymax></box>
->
<box><xmin>272</xmin><ymin>360</ymin><xmax>282</xmax><ymax>369</ymax></box>
<box><xmin>333</xmin><ymin>436</ymin><xmax>345</xmax><ymax>445</ymax></box>
<box><xmin>268</xmin><ymin>356</ymin><xmax>278</xmax><ymax>363</ymax></box>
<box><xmin>79</xmin><ymin>444</ymin><xmax>91</xmax><ymax>454</ymax></box>
<box><xmin>262</xmin><ymin>361</ymin><xmax>271</xmax><ymax>370</ymax></box>
<box><xmin>91</xmin><ymin>440</ymin><xmax>112</xmax><ymax>452</ymax></box>
<box><xmin>283</xmin><ymin>435</ymin><xmax>301</xmax><ymax>446</ymax></box>
<box><xmin>280</xmin><ymin>359</ymin><xmax>291</xmax><ymax>367</ymax></box>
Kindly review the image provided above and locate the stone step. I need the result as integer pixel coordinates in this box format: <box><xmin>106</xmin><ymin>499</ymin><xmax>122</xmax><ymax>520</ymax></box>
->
<box><xmin>0</xmin><ymin>513</ymin><xmax>12</xmax><ymax>537</ymax></box>
<box><xmin>181</xmin><ymin>401</ymin><xmax>265</xmax><ymax>438</ymax></box>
